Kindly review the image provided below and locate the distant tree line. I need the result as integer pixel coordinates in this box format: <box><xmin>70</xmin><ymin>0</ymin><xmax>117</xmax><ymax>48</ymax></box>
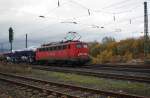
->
<box><xmin>89</xmin><ymin>36</ymin><xmax>150</xmax><ymax>64</ymax></box>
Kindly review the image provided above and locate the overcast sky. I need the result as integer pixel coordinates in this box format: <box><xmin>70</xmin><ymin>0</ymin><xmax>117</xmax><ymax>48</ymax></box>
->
<box><xmin>0</xmin><ymin>0</ymin><xmax>149</xmax><ymax>49</ymax></box>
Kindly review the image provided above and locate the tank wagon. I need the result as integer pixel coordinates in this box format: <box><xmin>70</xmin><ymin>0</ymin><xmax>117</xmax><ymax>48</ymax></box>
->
<box><xmin>3</xmin><ymin>49</ymin><xmax>36</xmax><ymax>63</ymax></box>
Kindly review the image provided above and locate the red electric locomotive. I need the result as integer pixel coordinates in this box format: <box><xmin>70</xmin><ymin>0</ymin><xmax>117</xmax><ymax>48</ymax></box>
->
<box><xmin>35</xmin><ymin>40</ymin><xmax>90</xmax><ymax>65</ymax></box>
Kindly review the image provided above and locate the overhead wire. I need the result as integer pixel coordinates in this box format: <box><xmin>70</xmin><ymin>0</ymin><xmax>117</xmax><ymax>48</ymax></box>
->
<box><xmin>46</xmin><ymin>1</ymin><xmax>69</xmax><ymax>16</ymax></box>
<box><xmin>43</xmin><ymin>0</ymin><xmax>150</xmax><ymax>33</ymax></box>
<box><xmin>107</xmin><ymin>0</ymin><xmax>142</xmax><ymax>9</ymax></box>
<box><xmin>36</xmin><ymin>0</ymin><xmax>145</xmax><ymax>24</ymax></box>
<box><xmin>36</xmin><ymin>0</ymin><xmax>150</xmax><ymax>38</ymax></box>
<box><xmin>65</xmin><ymin>0</ymin><xmax>144</xmax><ymax>15</ymax></box>
<box><xmin>101</xmin><ymin>0</ymin><xmax>132</xmax><ymax>9</ymax></box>
<box><xmin>27</xmin><ymin>0</ymin><xmax>149</xmax><ymax>33</ymax></box>
<box><xmin>1</xmin><ymin>0</ymin><xmax>149</xmax><ymax>50</ymax></box>
<box><xmin>66</xmin><ymin>0</ymin><xmax>147</xmax><ymax>24</ymax></box>
<box><xmin>102</xmin><ymin>14</ymin><xmax>150</xmax><ymax>28</ymax></box>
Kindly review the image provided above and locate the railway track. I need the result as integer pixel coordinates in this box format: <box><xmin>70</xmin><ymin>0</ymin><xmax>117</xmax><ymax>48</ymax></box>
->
<box><xmin>0</xmin><ymin>72</ymin><xmax>147</xmax><ymax>98</ymax></box>
<box><xmin>84</xmin><ymin>64</ymin><xmax>150</xmax><ymax>69</ymax></box>
<box><xmin>90</xmin><ymin>67</ymin><xmax>150</xmax><ymax>73</ymax></box>
<box><xmin>32</xmin><ymin>65</ymin><xmax>150</xmax><ymax>83</ymax></box>
<box><xmin>82</xmin><ymin>65</ymin><xmax>150</xmax><ymax>73</ymax></box>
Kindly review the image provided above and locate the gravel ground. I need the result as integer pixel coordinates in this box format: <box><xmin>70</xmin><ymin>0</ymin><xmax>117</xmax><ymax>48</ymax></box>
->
<box><xmin>0</xmin><ymin>69</ymin><xmax>149</xmax><ymax>97</ymax></box>
<box><xmin>0</xmin><ymin>79</ymin><xmax>52</xmax><ymax>98</ymax></box>
<box><xmin>0</xmin><ymin>63</ymin><xmax>149</xmax><ymax>97</ymax></box>
<box><xmin>33</xmin><ymin>65</ymin><xmax>150</xmax><ymax>77</ymax></box>
<box><xmin>21</xmin><ymin>69</ymin><xmax>150</xmax><ymax>97</ymax></box>
<box><xmin>0</xmin><ymin>87</ymin><xmax>12</xmax><ymax>98</ymax></box>
<box><xmin>55</xmin><ymin>67</ymin><xmax>150</xmax><ymax>77</ymax></box>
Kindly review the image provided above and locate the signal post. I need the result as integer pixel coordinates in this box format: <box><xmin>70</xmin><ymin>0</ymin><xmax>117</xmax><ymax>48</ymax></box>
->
<box><xmin>9</xmin><ymin>27</ymin><xmax>14</xmax><ymax>52</ymax></box>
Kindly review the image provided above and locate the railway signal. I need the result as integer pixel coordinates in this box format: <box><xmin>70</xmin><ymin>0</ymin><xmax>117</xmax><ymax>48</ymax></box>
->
<box><xmin>9</xmin><ymin>27</ymin><xmax>14</xmax><ymax>52</ymax></box>
<box><xmin>144</xmin><ymin>2</ymin><xmax>149</xmax><ymax>61</ymax></box>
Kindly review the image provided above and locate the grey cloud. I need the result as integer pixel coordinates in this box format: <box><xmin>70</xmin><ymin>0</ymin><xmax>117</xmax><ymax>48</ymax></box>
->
<box><xmin>0</xmin><ymin>0</ymin><xmax>148</xmax><ymax>50</ymax></box>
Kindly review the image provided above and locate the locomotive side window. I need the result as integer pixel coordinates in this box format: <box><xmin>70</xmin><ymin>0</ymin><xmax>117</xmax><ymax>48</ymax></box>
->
<box><xmin>48</xmin><ymin>47</ymin><xmax>51</xmax><ymax>51</ymax></box>
<box><xmin>43</xmin><ymin>48</ymin><xmax>45</xmax><ymax>51</ymax></box>
<box><xmin>40</xmin><ymin>48</ymin><xmax>42</xmax><ymax>51</ymax></box>
<box><xmin>56</xmin><ymin>46</ymin><xmax>58</xmax><ymax>50</ymax></box>
<box><xmin>50</xmin><ymin>47</ymin><xmax>53</xmax><ymax>51</ymax></box>
<box><xmin>53</xmin><ymin>47</ymin><xmax>55</xmax><ymax>51</ymax></box>
<box><xmin>58</xmin><ymin>46</ymin><xmax>62</xmax><ymax>50</ymax></box>
<box><xmin>68</xmin><ymin>45</ymin><xmax>70</xmax><ymax>49</ymax></box>
<box><xmin>60</xmin><ymin>46</ymin><xmax>62</xmax><ymax>50</ymax></box>
<box><xmin>49</xmin><ymin>47</ymin><xmax>51</xmax><ymax>51</ymax></box>
<box><xmin>50</xmin><ymin>47</ymin><xmax>52</xmax><ymax>51</ymax></box>
<box><xmin>38</xmin><ymin>48</ymin><xmax>41</xmax><ymax>51</ymax></box>
<box><xmin>76</xmin><ymin>44</ymin><xmax>82</xmax><ymax>48</ymax></box>
<box><xmin>63</xmin><ymin>45</ymin><xmax>66</xmax><ymax>49</ymax></box>
<box><xmin>38</xmin><ymin>45</ymin><xmax>68</xmax><ymax>51</ymax></box>
<box><xmin>54</xmin><ymin>46</ymin><xmax>57</xmax><ymax>50</ymax></box>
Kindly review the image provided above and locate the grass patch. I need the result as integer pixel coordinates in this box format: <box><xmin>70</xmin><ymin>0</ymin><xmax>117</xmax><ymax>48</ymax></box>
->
<box><xmin>0</xmin><ymin>63</ymin><xmax>149</xmax><ymax>97</ymax></box>
<box><xmin>0</xmin><ymin>63</ymin><xmax>32</xmax><ymax>74</ymax></box>
<box><xmin>31</xmin><ymin>69</ymin><xmax>150</xmax><ymax>97</ymax></box>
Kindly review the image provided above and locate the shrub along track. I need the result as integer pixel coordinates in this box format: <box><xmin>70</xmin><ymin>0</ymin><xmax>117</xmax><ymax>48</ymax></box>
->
<box><xmin>32</xmin><ymin>65</ymin><xmax>150</xmax><ymax>83</ymax></box>
<box><xmin>0</xmin><ymin>72</ymin><xmax>147</xmax><ymax>98</ymax></box>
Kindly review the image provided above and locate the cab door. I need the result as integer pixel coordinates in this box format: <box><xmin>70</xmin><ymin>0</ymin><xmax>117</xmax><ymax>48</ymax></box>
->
<box><xmin>67</xmin><ymin>43</ymin><xmax>75</xmax><ymax>59</ymax></box>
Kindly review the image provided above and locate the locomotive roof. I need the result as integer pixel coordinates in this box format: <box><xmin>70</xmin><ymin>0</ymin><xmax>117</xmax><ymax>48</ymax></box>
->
<box><xmin>41</xmin><ymin>40</ymin><xmax>83</xmax><ymax>48</ymax></box>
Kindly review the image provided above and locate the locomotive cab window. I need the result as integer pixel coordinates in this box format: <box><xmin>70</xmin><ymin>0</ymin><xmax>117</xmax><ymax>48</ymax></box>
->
<box><xmin>83</xmin><ymin>44</ymin><xmax>88</xmax><ymax>48</ymax></box>
<box><xmin>76</xmin><ymin>43</ymin><xmax>88</xmax><ymax>48</ymax></box>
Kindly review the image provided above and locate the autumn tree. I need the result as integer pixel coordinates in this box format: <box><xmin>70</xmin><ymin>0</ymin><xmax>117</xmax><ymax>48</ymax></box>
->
<box><xmin>88</xmin><ymin>36</ymin><xmax>146</xmax><ymax>64</ymax></box>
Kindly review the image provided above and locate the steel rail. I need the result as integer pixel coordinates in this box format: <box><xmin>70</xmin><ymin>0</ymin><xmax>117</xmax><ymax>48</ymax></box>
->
<box><xmin>32</xmin><ymin>66</ymin><xmax>150</xmax><ymax>83</ymax></box>
<box><xmin>0</xmin><ymin>72</ymin><xmax>147</xmax><ymax>98</ymax></box>
<box><xmin>82</xmin><ymin>66</ymin><xmax>150</xmax><ymax>73</ymax></box>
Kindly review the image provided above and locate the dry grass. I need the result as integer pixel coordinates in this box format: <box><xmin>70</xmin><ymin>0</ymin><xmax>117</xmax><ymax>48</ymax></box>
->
<box><xmin>31</xmin><ymin>70</ymin><xmax>150</xmax><ymax>97</ymax></box>
<box><xmin>0</xmin><ymin>62</ymin><xmax>32</xmax><ymax>74</ymax></box>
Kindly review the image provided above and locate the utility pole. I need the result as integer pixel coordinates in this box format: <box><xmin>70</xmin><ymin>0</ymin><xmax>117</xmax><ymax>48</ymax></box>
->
<box><xmin>26</xmin><ymin>34</ymin><xmax>28</xmax><ymax>48</ymax></box>
<box><xmin>144</xmin><ymin>2</ymin><xmax>149</xmax><ymax>58</ymax></box>
<box><xmin>0</xmin><ymin>43</ymin><xmax>3</xmax><ymax>52</ymax></box>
